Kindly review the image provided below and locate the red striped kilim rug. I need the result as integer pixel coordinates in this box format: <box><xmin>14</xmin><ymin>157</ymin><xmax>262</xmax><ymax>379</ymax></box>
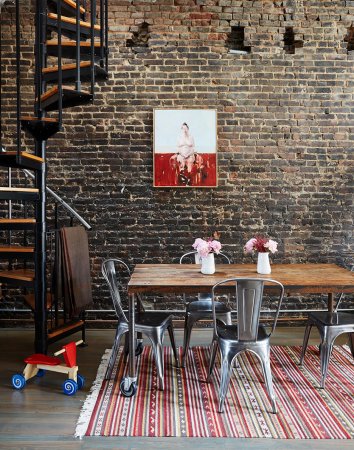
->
<box><xmin>75</xmin><ymin>345</ymin><xmax>354</xmax><ymax>439</ymax></box>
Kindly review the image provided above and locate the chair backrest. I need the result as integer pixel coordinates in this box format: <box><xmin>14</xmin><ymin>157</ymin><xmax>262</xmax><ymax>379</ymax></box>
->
<box><xmin>179</xmin><ymin>250</ymin><xmax>231</xmax><ymax>265</ymax></box>
<box><xmin>334</xmin><ymin>264</ymin><xmax>354</xmax><ymax>312</ymax></box>
<box><xmin>180</xmin><ymin>251</ymin><xmax>231</xmax><ymax>301</ymax></box>
<box><xmin>211</xmin><ymin>277</ymin><xmax>284</xmax><ymax>341</ymax></box>
<box><xmin>101</xmin><ymin>258</ymin><xmax>131</xmax><ymax>323</ymax></box>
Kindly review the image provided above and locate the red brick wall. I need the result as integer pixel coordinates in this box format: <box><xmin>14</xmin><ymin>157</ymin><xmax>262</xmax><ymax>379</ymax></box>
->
<box><xmin>1</xmin><ymin>0</ymin><xmax>353</xmax><ymax>315</ymax></box>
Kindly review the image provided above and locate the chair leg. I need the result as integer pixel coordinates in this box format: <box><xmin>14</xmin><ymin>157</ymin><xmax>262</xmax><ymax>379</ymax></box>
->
<box><xmin>254</xmin><ymin>347</ymin><xmax>277</xmax><ymax>414</ymax></box>
<box><xmin>123</xmin><ymin>333</ymin><xmax>129</xmax><ymax>364</ymax></box>
<box><xmin>206</xmin><ymin>338</ymin><xmax>218</xmax><ymax>383</ymax></box>
<box><xmin>181</xmin><ymin>313</ymin><xmax>197</xmax><ymax>368</ymax></box>
<box><xmin>218</xmin><ymin>352</ymin><xmax>234</xmax><ymax>413</ymax></box>
<box><xmin>348</xmin><ymin>333</ymin><xmax>354</xmax><ymax>359</ymax></box>
<box><xmin>299</xmin><ymin>321</ymin><xmax>313</xmax><ymax>365</ymax></box>
<box><xmin>150</xmin><ymin>332</ymin><xmax>165</xmax><ymax>391</ymax></box>
<box><xmin>106</xmin><ymin>327</ymin><xmax>126</xmax><ymax>380</ymax></box>
<box><xmin>217</xmin><ymin>311</ymin><xmax>232</xmax><ymax>326</ymax></box>
<box><xmin>319</xmin><ymin>333</ymin><xmax>334</xmax><ymax>389</ymax></box>
<box><xmin>167</xmin><ymin>323</ymin><xmax>179</xmax><ymax>368</ymax></box>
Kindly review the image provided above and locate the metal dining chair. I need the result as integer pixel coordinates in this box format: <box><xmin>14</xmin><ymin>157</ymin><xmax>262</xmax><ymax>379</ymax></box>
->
<box><xmin>206</xmin><ymin>277</ymin><xmax>284</xmax><ymax>414</ymax></box>
<box><xmin>179</xmin><ymin>250</ymin><xmax>232</xmax><ymax>367</ymax></box>
<box><xmin>102</xmin><ymin>258</ymin><xmax>179</xmax><ymax>391</ymax></box>
<box><xmin>299</xmin><ymin>265</ymin><xmax>354</xmax><ymax>388</ymax></box>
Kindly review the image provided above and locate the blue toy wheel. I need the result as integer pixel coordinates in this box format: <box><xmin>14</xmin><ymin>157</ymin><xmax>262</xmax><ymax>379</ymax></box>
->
<box><xmin>12</xmin><ymin>374</ymin><xmax>26</xmax><ymax>390</ymax></box>
<box><xmin>62</xmin><ymin>379</ymin><xmax>78</xmax><ymax>396</ymax></box>
<box><xmin>36</xmin><ymin>369</ymin><xmax>46</xmax><ymax>377</ymax></box>
<box><xmin>77</xmin><ymin>374</ymin><xmax>85</xmax><ymax>390</ymax></box>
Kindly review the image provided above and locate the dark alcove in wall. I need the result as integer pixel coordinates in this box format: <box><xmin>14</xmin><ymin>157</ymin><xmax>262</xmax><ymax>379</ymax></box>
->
<box><xmin>126</xmin><ymin>21</ymin><xmax>150</xmax><ymax>48</ymax></box>
<box><xmin>226</xmin><ymin>26</ymin><xmax>251</xmax><ymax>53</ymax></box>
<box><xmin>344</xmin><ymin>26</ymin><xmax>354</xmax><ymax>52</ymax></box>
<box><xmin>284</xmin><ymin>26</ymin><xmax>303</xmax><ymax>54</ymax></box>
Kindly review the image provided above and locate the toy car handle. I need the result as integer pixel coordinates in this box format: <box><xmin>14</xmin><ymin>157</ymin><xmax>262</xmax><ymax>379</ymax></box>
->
<box><xmin>54</xmin><ymin>340</ymin><xmax>83</xmax><ymax>356</ymax></box>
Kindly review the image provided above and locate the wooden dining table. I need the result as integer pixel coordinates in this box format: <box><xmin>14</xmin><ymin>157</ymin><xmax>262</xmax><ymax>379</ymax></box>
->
<box><xmin>120</xmin><ymin>263</ymin><xmax>354</xmax><ymax>397</ymax></box>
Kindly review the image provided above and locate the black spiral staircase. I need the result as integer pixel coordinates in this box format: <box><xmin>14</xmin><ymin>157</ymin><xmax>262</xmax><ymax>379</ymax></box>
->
<box><xmin>0</xmin><ymin>0</ymin><xmax>108</xmax><ymax>353</ymax></box>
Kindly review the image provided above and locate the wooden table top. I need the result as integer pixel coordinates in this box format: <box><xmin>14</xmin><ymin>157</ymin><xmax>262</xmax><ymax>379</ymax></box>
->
<box><xmin>128</xmin><ymin>263</ymin><xmax>354</xmax><ymax>295</ymax></box>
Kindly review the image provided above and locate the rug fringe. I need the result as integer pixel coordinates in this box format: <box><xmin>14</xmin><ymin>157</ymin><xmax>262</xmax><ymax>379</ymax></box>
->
<box><xmin>75</xmin><ymin>348</ymin><xmax>111</xmax><ymax>439</ymax></box>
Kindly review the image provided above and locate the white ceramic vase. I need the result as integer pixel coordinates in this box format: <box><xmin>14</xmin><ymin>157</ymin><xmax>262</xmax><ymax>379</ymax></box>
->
<box><xmin>257</xmin><ymin>252</ymin><xmax>271</xmax><ymax>274</ymax></box>
<box><xmin>201</xmin><ymin>253</ymin><xmax>215</xmax><ymax>275</ymax></box>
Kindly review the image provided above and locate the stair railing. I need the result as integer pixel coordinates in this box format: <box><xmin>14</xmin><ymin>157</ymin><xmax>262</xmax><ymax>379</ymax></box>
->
<box><xmin>75</xmin><ymin>0</ymin><xmax>82</xmax><ymax>91</ymax></box>
<box><xmin>34</xmin><ymin>0</ymin><xmax>43</xmax><ymax>117</ymax></box>
<box><xmin>22</xmin><ymin>168</ymin><xmax>92</xmax><ymax>230</ymax></box>
<box><xmin>0</xmin><ymin>147</ymin><xmax>91</xmax><ymax>230</ymax></box>
<box><xmin>57</xmin><ymin>0</ymin><xmax>63</xmax><ymax>125</ymax></box>
<box><xmin>15</xmin><ymin>0</ymin><xmax>21</xmax><ymax>159</ymax></box>
<box><xmin>90</xmin><ymin>0</ymin><xmax>96</xmax><ymax>96</ymax></box>
<box><xmin>104</xmin><ymin>0</ymin><xmax>108</xmax><ymax>71</ymax></box>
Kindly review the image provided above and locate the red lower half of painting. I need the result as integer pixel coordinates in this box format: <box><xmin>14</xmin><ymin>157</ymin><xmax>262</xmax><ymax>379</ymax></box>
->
<box><xmin>154</xmin><ymin>153</ymin><xmax>217</xmax><ymax>187</ymax></box>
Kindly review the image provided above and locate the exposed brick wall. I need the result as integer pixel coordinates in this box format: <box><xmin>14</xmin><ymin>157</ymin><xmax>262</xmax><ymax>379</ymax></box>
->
<box><xmin>1</xmin><ymin>0</ymin><xmax>353</xmax><ymax>317</ymax></box>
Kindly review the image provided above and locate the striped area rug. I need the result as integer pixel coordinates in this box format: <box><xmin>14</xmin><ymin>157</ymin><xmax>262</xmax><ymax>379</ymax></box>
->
<box><xmin>75</xmin><ymin>345</ymin><xmax>354</xmax><ymax>439</ymax></box>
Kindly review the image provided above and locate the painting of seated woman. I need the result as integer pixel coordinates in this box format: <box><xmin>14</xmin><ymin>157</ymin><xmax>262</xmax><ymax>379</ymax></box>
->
<box><xmin>153</xmin><ymin>109</ymin><xmax>217</xmax><ymax>188</ymax></box>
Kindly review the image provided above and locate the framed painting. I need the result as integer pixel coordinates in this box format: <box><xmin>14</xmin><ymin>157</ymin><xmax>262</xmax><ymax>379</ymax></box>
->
<box><xmin>153</xmin><ymin>109</ymin><xmax>217</xmax><ymax>188</ymax></box>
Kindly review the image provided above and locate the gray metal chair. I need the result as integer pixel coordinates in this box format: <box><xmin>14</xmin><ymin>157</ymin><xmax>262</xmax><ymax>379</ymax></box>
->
<box><xmin>102</xmin><ymin>258</ymin><xmax>179</xmax><ymax>390</ymax></box>
<box><xmin>179</xmin><ymin>251</ymin><xmax>232</xmax><ymax>367</ymax></box>
<box><xmin>299</xmin><ymin>265</ymin><xmax>354</xmax><ymax>388</ymax></box>
<box><xmin>206</xmin><ymin>277</ymin><xmax>284</xmax><ymax>414</ymax></box>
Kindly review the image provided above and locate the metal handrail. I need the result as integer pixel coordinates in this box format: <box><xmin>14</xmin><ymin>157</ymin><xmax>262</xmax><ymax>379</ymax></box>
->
<box><xmin>22</xmin><ymin>169</ymin><xmax>92</xmax><ymax>230</ymax></box>
<box><xmin>75</xmin><ymin>0</ymin><xmax>81</xmax><ymax>90</ymax></box>
<box><xmin>15</xmin><ymin>0</ymin><xmax>21</xmax><ymax>158</ymax></box>
<box><xmin>0</xmin><ymin>146</ymin><xmax>91</xmax><ymax>229</ymax></box>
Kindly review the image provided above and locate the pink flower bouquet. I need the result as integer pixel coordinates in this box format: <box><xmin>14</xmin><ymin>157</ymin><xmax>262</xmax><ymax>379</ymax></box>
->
<box><xmin>244</xmin><ymin>236</ymin><xmax>278</xmax><ymax>254</ymax></box>
<box><xmin>193</xmin><ymin>236</ymin><xmax>222</xmax><ymax>258</ymax></box>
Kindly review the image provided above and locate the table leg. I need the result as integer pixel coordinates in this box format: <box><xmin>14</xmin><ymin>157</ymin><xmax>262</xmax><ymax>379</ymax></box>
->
<box><xmin>119</xmin><ymin>293</ymin><xmax>137</xmax><ymax>397</ymax></box>
<box><xmin>136</xmin><ymin>294</ymin><xmax>143</xmax><ymax>352</ymax></box>
<box><xmin>328</xmin><ymin>293</ymin><xmax>334</xmax><ymax>312</ymax></box>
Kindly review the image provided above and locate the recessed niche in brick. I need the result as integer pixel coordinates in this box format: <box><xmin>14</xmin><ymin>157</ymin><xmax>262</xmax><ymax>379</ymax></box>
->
<box><xmin>344</xmin><ymin>27</ymin><xmax>354</xmax><ymax>52</ymax></box>
<box><xmin>126</xmin><ymin>21</ymin><xmax>150</xmax><ymax>48</ymax></box>
<box><xmin>284</xmin><ymin>26</ymin><xmax>303</xmax><ymax>54</ymax></box>
<box><xmin>226</xmin><ymin>26</ymin><xmax>251</xmax><ymax>54</ymax></box>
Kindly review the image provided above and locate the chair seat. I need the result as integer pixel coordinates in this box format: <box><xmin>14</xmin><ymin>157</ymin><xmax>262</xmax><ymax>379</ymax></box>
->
<box><xmin>135</xmin><ymin>311</ymin><xmax>173</xmax><ymax>328</ymax></box>
<box><xmin>217</xmin><ymin>324</ymin><xmax>269</xmax><ymax>342</ymax></box>
<box><xmin>187</xmin><ymin>299</ymin><xmax>231</xmax><ymax>314</ymax></box>
<box><xmin>308</xmin><ymin>311</ymin><xmax>354</xmax><ymax>327</ymax></box>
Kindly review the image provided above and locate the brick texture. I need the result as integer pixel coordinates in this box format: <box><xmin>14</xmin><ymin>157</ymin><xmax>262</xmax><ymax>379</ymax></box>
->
<box><xmin>0</xmin><ymin>0</ymin><xmax>353</xmax><ymax>317</ymax></box>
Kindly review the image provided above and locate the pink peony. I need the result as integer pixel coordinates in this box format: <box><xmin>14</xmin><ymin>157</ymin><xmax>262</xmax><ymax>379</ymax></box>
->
<box><xmin>192</xmin><ymin>238</ymin><xmax>205</xmax><ymax>250</ymax></box>
<box><xmin>244</xmin><ymin>236</ymin><xmax>278</xmax><ymax>254</ymax></box>
<box><xmin>264</xmin><ymin>239</ymin><xmax>278</xmax><ymax>254</ymax></box>
<box><xmin>199</xmin><ymin>242</ymin><xmax>211</xmax><ymax>258</ymax></box>
<box><xmin>193</xmin><ymin>236</ymin><xmax>222</xmax><ymax>257</ymax></box>
<box><xmin>209</xmin><ymin>240</ymin><xmax>221</xmax><ymax>254</ymax></box>
<box><xmin>244</xmin><ymin>238</ymin><xmax>257</xmax><ymax>253</ymax></box>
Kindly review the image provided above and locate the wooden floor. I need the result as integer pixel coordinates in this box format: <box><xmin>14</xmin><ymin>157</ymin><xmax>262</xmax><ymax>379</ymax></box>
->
<box><xmin>0</xmin><ymin>327</ymin><xmax>352</xmax><ymax>450</ymax></box>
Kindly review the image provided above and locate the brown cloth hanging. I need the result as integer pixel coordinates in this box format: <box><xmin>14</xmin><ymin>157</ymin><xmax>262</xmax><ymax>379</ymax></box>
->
<box><xmin>60</xmin><ymin>226</ymin><xmax>93</xmax><ymax>316</ymax></box>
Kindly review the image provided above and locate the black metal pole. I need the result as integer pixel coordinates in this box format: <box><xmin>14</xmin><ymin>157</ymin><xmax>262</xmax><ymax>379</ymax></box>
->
<box><xmin>58</xmin><ymin>0</ymin><xmax>63</xmax><ymax>124</ymax></box>
<box><xmin>15</xmin><ymin>0</ymin><xmax>21</xmax><ymax>157</ymax></box>
<box><xmin>75</xmin><ymin>0</ymin><xmax>81</xmax><ymax>91</ymax></box>
<box><xmin>82</xmin><ymin>0</ymin><xmax>86</xmax><ymax>22</ymax></box>
<box><xmin>34</xmin><ymin>0</ymin><xmax>48</xmax><ymax>354</ymax></box>
<box><xmin>34</xmin><ymin>0</ymin><xmax>42</xmax><ymax>117</ymax></box>
<box><xmin>104</xmin><ymin>0</ymin><xmax>108</xmax><ymax>72</ymax></box>
<box><xmin>0</xmin><ymin>14</ymin><xmax>2</xmax><ymax>152</ymax></box>
<box><xmin>34</xmin><ymin>138</ymin><xmax>47</xmax><ymax>354</ymax></box>
<box><xmin>90</xmin><ymin>0</ymin><xmax>95</xmax><ymax>96</ymax></box>
<box><xmin>99</xmin><ymin>0</ymin><xmax>103</xmax><ymax>67</ymax></box>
